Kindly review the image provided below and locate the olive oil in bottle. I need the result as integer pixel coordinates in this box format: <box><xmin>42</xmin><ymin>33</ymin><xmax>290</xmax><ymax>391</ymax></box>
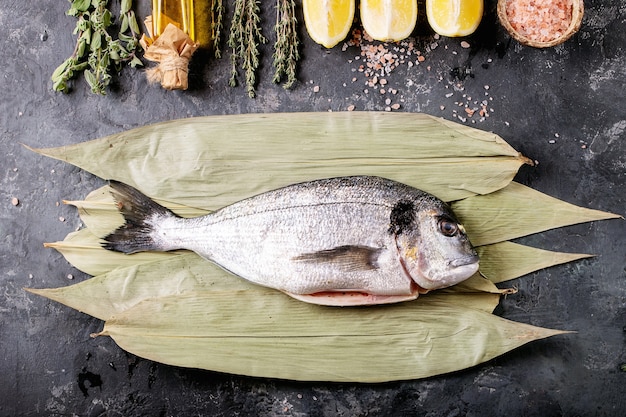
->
<box><xmin>152</xmin><ymin>0</ymin><xmax>212</xmax><ymax>48</ymax></box>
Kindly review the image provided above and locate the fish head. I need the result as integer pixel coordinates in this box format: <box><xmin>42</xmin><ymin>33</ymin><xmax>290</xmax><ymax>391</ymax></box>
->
<box><xmin>392</xmin><ymin>200</ymin><xmax>479</xmax><ymax>291</ymax></box>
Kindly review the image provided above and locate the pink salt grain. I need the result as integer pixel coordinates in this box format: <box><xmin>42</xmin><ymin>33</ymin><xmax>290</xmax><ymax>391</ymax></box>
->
<box><xmin>505</xmin><ymin>0</ymin><xmax>573</xmax><ymax>43</ymax></box>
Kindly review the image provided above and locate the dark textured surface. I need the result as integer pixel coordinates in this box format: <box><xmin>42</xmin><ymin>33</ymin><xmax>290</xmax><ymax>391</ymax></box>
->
<box><xmin>1</xmin><ymin>0</ymin><xmax>625</xmax><ymax>416</ymax></box>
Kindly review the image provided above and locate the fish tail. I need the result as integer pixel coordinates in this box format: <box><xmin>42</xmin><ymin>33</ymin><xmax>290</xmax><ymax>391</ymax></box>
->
<box><xmin>103</xmin><ymin>180</ymin><xmax>179</xmax><ymax>254</ymax></box>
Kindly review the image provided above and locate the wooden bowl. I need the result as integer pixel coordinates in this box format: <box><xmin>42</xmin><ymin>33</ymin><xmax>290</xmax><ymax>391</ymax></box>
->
<box><xmin>497</xmin><ymin>0</ymin><xmax>584</xmax><ymax>48</ymax></box>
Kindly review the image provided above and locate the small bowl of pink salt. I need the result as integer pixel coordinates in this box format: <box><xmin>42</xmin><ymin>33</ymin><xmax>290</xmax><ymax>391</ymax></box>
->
<box><xmin>497</xmin><ymin>0</ymin><xmax>584</xmax><ymax>48</ymax></box>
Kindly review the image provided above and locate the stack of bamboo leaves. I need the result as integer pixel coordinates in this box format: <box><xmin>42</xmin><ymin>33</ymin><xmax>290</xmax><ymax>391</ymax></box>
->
<box><xmin>27</xmin><ymin>112</ymin><xmax>620</xmax><ymax>382</ymax></box>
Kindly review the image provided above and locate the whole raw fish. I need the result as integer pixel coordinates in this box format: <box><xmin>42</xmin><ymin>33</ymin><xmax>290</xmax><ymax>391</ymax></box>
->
<box><xmin>104</xmin><ymin>176</ymin><xmax>479</xmax><ymax>306</ymax></box>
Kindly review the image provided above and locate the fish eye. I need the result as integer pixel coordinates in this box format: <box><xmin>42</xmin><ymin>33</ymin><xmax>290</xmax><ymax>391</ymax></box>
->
<box><xmin>438</xmin><ymin>218</ymin><xmax>459</xmax><ymax>237</ymax></box>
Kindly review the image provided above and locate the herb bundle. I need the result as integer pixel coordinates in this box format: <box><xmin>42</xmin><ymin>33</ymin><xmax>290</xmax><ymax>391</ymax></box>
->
<box><xmin>212</xmin><ymin>0</ymin><xmax>224</xmax><ymax>58</ymax></box>
<box><xmin>51</xmin><ymin>0</ymin><xmax>142</xmax><ymax>95</ymax></box>
<box><xmin>227</xmin><ymin>0</ymin><xmax>267</xmax><ymax>98</ymax></box>
<box><xmin>273</xmin><ymin>0</ymin><xmax>300</xmax><ymax>89</ymax></box>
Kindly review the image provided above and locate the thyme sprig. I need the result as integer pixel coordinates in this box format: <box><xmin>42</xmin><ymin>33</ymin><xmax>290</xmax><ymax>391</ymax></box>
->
<box><xmin>51</xmin><ymin>0</ymin><xmax>142</xmax><ymax>95</ymax></box>
<box><xmin>272</xmin><ymin>0</ymin><xmax>299</xmax><ymax>89</ymax></box>
<box><xmin>212</xmin><ymin>0</ymin><xmax>224</xmax><ymax>59</ymax></box>
<box><xmin>227</xmin><ymin>0</ymin><xmax>267</xmax><ymax>98</ymax></box>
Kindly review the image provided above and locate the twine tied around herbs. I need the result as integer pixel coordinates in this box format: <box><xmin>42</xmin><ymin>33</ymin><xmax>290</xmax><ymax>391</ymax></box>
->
<box><xmin>140</xmin><ymin>21</ymin><xmax>199</xmax><ymax>90</ymax></box>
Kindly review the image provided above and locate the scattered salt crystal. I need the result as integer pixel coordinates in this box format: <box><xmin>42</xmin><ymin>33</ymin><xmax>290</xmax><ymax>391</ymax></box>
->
<box><xmin>313</xmin><ymin>85</ymin><xmax>320</xmax><ymax>93</ymax></box>
<box><xmin>11</xmin><ymin>197</ymin><xmax>19</xmax><ymax>206</ymax></box>
<box><xmin>67</xmin><ymin>274</ymin><xmax>74</xmax><ymax>280</ymax></box>
<box><xmin>385</xmin><ymin>98</ymin><xmax>392</xmax><ymax>105</ymax></box>
<box><xmin>347</xmin><ymin>104</ymin><xmax>356</xmax><ymax>111</ymax></box>
<box><xmin>391</xmin><ymin>103</ymin><xmax>401</xmax><ymax>110</ymax></box>
<box><xmin>460</xmin><ymin>41</ymin><xmax>470</xmax><ymax>48</ymax></box>
<box><xmin>549</xmin><ymin>139</ymin><xmax>556</xmax><ymax>144</ymax></box>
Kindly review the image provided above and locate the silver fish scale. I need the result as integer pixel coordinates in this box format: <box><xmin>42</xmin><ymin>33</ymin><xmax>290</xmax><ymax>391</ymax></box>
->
<box><xmin>167</xmin><ymin>176</ymin><xmax>438</xmax><ymax>295</ymax></box>
<box><xmin>205</xmin><ymin>176</ymin><xmax>437</xmax><ymax>222</ymax></box>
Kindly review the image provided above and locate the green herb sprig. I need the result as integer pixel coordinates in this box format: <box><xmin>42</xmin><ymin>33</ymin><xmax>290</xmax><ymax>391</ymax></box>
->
<box><xmin>227</xmin><ymin>0</ymin><xmax>267</xmax><ymax>98</ymax></box>
<box><xmin>52</xmin><ymin>0</ymin><xmax>142</xmax><ymax>95</ymax></box>
<box><xmin>212</xmin><ymin>0</ymin><xmax>224</xmax><ymax>59</ymax></box>
<box><xmin>272</xmin><ymin>0</ymin><xmax>299</xmax><ymax>89</ymax></box>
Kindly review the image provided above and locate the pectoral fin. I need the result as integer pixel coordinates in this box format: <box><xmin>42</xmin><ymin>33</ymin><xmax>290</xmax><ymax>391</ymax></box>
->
<box><xmin>292</xmin><ymin>245</ymin><xmax>383</xmax><ymax>272</ymax></box>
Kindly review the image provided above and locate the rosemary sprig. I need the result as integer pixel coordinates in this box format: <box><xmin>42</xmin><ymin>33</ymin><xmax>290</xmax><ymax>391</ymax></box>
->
<box><xmin>227</xmin><ymin>0</ymin><xmax>267</xmax><ymax>98</ymax></box>
<box><xmin>272</xmin><ymin>0</ymin><xmax>299</xmax><ymax>89</ymax></box>
<box><xmin>51</xmin><ymin>0</ymin><xmax>142</xmax><ymax>95</ymax></box>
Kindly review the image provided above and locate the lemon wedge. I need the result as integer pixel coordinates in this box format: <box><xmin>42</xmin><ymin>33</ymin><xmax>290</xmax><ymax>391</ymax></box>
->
<box><xmin>360</xmin><ymin>0</ymin><xmax>418</xmax><ymax>42</ymax></box>
<box><xmin>426</xmin><ymin>0</ymin><xmax>484</xmax><ymax>37</ymax></box>
<box><xmin>303</xmin><ymin>0</ymin><xmax>355</xmax><ymax>48</ymax></box>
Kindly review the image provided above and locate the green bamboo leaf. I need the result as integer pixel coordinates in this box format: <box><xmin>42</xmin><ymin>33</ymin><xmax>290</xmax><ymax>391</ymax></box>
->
<box><xmin>27</xmin><ymin>253</ymin><xmax>205</xmax><ymax>321</ymax></box>
<box><xmin>96</xmin><ymin>291</ymin><xmax>568</xmax><ymax>382</ymax></box>
<box><xmin>27</xmin><ymin>112</ymin><xmax>531</xmax><ymax>206</ymax></box>
<box><xmin>477</xmin><ymin>241</ymin><xmax>593</xmax><ymax>284</ymax></box>
<box><xmin>451</xmin><ymin>182</ymin><xmax>622</xmax><ymax>246</ymax></box>
<box><xmin>28</xmin><ymin>251</ymin><xmax>564</xmax><ymax>383</ymax></box>
<box><xmin>44</xmin><ymin>228</ymin><xmax>185</xmax><ymax>276</ymax></box>
<box><xmin>64</xmin><ymin>186</ymin><xmax>210</xmax><ymax>237</ymax></box>
<box><xmin>26</xmin><ymin>252</ymin><xmax>502</xmax><ymax>322</ymax></box>
<box><xmin>29</xmin><ymin>112</ymin><xmax>613</xmax><ymax>382</ymax></box>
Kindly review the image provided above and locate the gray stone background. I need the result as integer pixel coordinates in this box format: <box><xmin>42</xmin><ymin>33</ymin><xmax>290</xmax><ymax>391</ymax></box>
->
<box><xmin>1</xmin><ymin>0</ymin><xmax>624</xmax><ymax>415</ymax></box>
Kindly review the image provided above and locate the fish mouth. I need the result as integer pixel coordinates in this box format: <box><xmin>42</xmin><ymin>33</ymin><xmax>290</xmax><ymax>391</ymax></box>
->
<box><xmin>448</xmin><ymin>261</ymin><xmax>479</xmax><ymax>279</ymax></box>
<box><xmin>414</xmin><ymin>255</ymin><xmax>480</xmax><ymax>290</ymax></box>
<box><xmin>448</xmin><ymin>253</ymin><xmax>480</xmax><ymax>268</ymax></box>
